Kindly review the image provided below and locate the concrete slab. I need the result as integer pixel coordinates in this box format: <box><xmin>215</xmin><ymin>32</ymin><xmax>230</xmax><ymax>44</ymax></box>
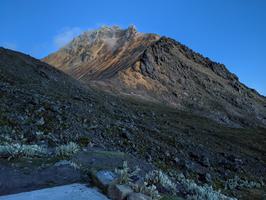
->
<box><xmin>0</xmin><ymin>184</ymin><xmax>110</xmax><ymax>200</ymax></box>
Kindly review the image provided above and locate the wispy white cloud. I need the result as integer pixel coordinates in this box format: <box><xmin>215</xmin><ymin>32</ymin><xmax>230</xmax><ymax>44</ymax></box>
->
<box><xmin>53</xmin><ymin>27</ymin><xmax>82</xmax><ymax>48</ymax></box>
<box><xmin>52</xmin><ymin>24</ymin><xmax>127</xmax><ymax>49</ymax></box>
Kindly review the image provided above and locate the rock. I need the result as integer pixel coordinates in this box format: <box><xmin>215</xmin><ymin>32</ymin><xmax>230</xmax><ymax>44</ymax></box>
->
<box><xmin>205</xmin><ymin>173</ymin><xmax>212</xmax><ymax>183</ymax></box>
<box><xmin>51</xmin><ymin>104</ymin><xmax>61</xmax><ymax>113</ymax></box>
<box><xmin>145</xmin><ymin>154</ymin><xmax>152</xmax><ymax>162</ymax></box>
<box><xmin>165</xmin><ymin>151</ymin><xmax>170</xmax><ymax>157</ymax></box>
<box><xmin>36</xmin><ymin>117</ymin><xmax>45</xmax><ymax>126</ymax></box>
<box><xmin>108</xmin><ymin>184</ymin><xmax>133</xmax><ymax>200</ymax></box>
<box><xmin>36</xmin><ymin>106</ymin><xmax>45</xmax><ymax>113</ymax></box>
<box><xmin>201</xmin><ymin>157</ymin><xmax>210</xmax><ymax>167</ymax></box>
<box><xmin>121</xmin><ymin>130</ymin><xmax>131</xmax><ymax>140</ymax></box>
<box><xmin>174</xmin><ymin>157</ymin><xmax>180</xmax><ymax>164</ymax></box>
<box><xmin>127</xmin><ymin>193</ymin><xmax>152</xmax><ymax>200</ymax></box>
<box><xmin>54</xmin><ymin>160</ymin><xmax>72</xmax><ymax>167</ymax></box>
<box><xmin>94</xmin><ymin>170</ymin><xmax>117</xmax><ymax>189</ymax></box>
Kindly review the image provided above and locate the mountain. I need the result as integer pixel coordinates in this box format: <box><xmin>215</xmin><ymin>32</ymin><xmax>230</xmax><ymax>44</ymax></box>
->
<box><xmin>43</xmin><ymin>25</ymin><xmax>159</xmax><ymax>80</ymax></box>
<box><xmin>1</xmin><ymin>47</ymin><xmax>266</xmax><ymax>199</ymax></box>
<box><xmin>43</xmin><ymin>26</ymin><xmax>266</xmax><ymax>128</ymax></box>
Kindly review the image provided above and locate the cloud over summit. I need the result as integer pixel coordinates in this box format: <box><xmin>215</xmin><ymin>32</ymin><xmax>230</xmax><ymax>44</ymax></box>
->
<box><xmin>54</xmin><ymin>27</ymin><xmax>82</xmax><ymax>48</ymax></box>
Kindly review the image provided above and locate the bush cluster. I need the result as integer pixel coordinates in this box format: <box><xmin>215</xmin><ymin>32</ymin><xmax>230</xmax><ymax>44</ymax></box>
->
<box><xmin>55</xmin><ymin>142</ymin><xmax>80</xmax><ymax>157</ymax></box>
<box><xmin>0</xmin><ymin>143</ymin><xmax>47</xmax><ymax>159</ymax></box>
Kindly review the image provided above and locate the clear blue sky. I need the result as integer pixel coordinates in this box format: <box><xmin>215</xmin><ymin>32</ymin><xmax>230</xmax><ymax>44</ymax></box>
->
<box><xmin>0</xmin><ymin>0</ymin><xmax>265</xmax><ymax>95</ymax></box>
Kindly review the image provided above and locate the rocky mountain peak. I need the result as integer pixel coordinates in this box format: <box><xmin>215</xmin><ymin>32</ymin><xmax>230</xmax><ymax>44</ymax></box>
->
<box><xmin>43</xmin><ymin>26</ymin><xmax>266</xmax><ymax>127</ymax></box>
<box><xmin>64</xmin><ymin>25</ymin><xmax>139</xmax><ymax>51</ymax></box>
<box><xmin>43</xmin><ymin>25</ymin><xmax>160</xmax><ymax>78</ymax></box>
<box><xmin>125</xmin><ymin>24</ymin><xmax>137</xmax><ymax>37</ymax></box>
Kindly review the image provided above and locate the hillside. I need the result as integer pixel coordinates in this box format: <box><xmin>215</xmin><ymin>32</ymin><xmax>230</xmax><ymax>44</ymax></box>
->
<box><xmin>1</xmin><ymin>47</ymin><xmax>266</xmax><ymax>199</ymax></box>
<box><xmin>43</xmin><ymin>26</ymin><xmax>266</xmax><ymax>128</ymax></box>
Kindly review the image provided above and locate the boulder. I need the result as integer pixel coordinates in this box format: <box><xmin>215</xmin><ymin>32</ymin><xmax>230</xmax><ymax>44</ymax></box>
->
<box><xmin>108</xmin><ymin>184</ymin><xmax>133</xmax><ymax>200</ymax></box>
<box><xmin>93</xmin><ymin>170</ymin><xmax>117</xmax><ymax>189</ymax></box>
<box><xmin>127</xmin><ymin>193</ymin><xmax>152</xmax><ymax>200</ymax></box>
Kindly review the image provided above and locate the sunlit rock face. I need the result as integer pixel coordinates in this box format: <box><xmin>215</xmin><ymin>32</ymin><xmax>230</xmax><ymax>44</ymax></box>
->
<box><xmin>43</xmin><ymin>25</ymin><xmax>160</xmax><ymax>80</ymax></box>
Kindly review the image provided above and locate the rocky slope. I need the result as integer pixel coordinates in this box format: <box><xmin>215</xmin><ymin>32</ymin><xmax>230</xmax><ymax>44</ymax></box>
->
<box><xmin>1</xmin><ymin>47</ymin><xmax>266</xmax><ymax>199</ymax></box>
<box><xmin>43</xmin><ymin>26</ymin><xmax>266</xmax><ymax>128</ymax></box>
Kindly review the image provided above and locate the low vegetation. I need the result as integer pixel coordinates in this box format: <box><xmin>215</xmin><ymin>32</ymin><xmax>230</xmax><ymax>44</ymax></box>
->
<box><xmin>0</xmin><ymin>140</ymin><xmax>80</xmax><ymax>160</ymax></box>
<box><xmin>55</xmin><ymin>142</ymin><xmax>80</xmax><ymax>157</ymax></box>
<box><xmin>175</xmin><ymin>173</ymin><xmax>236</xmax><ymax>200</ymax></box>
<box><xmin>115</xmin><ymin>161</ymin><xmax>140</xmax><ymax>184</ymax></box>
<box><xmin>224</xmin><ymin>176</ymin><xmax>264</xmax><ymax>190</ymax></box>
<box><xmin>0</xmin><ymin>143</ymin><xmax>47</xmax><ymax>159</ymax></box>
<box><xmin>145</xmin><ymin>170</ymin><xmax>177</xmax><ymax>191</ymax></box>
<box><xmin>130</xmin><ymin>182</ymin><xmax>161</xmax><ymax>200</ymax></box>
<box><xmin>114</xmin><ymin>161</ymin><xmax>237</xmax><ymax>200</ymax></box>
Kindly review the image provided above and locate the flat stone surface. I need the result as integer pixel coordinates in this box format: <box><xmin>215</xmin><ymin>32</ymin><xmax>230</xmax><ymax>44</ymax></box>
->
<box><xmin>95</xmin><ymin>170</ymin><xmax>117</xmax><ymax>188</ymax></box>
<box><xmin>0</xmin><ymin>184</ymin><xmax>110</xmax><ymax>200</ymax></box>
